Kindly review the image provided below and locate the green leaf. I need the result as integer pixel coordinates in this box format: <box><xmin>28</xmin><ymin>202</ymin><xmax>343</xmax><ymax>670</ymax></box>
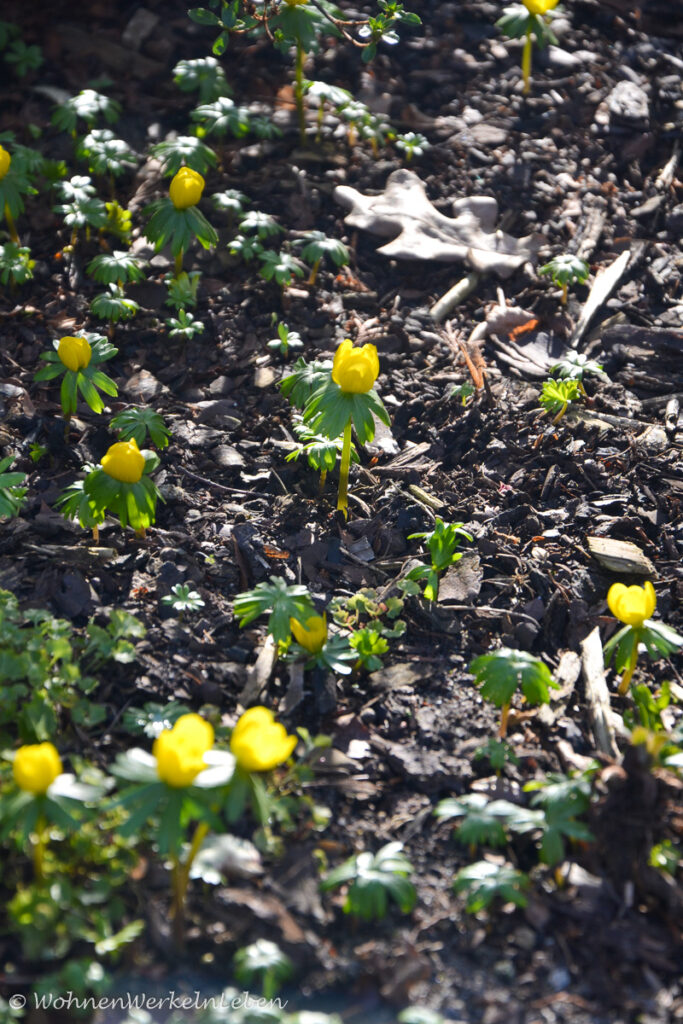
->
<box><xmin>469</xmin><ymin>649</ymin><xmax>556</xmax><ymax>709</ymax></box>
<box><xmin>453</xmin><ymin>860</ymin><xmax>529</xmax><ymax>912</ymax></box>
<box><xmin>188</xmin><ymin>7</ymin><xmax>221</xmax><ymax>25</ymax></box>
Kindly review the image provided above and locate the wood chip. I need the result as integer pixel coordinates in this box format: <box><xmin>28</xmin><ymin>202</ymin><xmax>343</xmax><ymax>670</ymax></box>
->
<box><xmin>586</xmin><ymin>537</ymin><xmax>656</xmax><ymax>577</ymax></box>
<box><xmin>580</xmin><ymin>627</ymin><xmax>619</xmax><ymax>759</ymax></box>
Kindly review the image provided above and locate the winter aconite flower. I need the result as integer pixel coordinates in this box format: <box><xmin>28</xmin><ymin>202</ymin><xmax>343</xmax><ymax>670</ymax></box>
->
<box><xmin>57</xmin><ymin>335</ymin><xmax>92</xmax><ymax>372</ymax></box>
<box><xmin>332</xmin><ymin>340</ymin><xmax>380</xmax><ymax>394</ymax></box>
<box><xmin>101</xmin><ymin>438</ymin><xmax>146</xmax><ymax>484</ymax></box>
<box><xmin>230</xmin><ymin>707</ymin><xmax>297</xmax><ymax>773</ymax></box>
<box><xmin>0</xmin><ymin>145</ymin><xmax>10</xmax><ymax>181</ymax></box>
<box><xmin>13</xmin><ymin>743</ymin><xmax>62</xmax><ymax>795</ymax></box>
<box><xmin>290</xmin><ymin>613</ymin><xmax>327</xmax><ymax>653</ymax></box>
<box><xmin>523</xmin><ymin>0</ymin><xmax>559</xmax><ymax>13</ymax></box>
<box><xmin>607</xmin><ymin>581</ymin><xmax>656</xmax><ymax>629</ymax></box>
<box><xmin>153</xmin><ymin>714</ymin><xmax>215</xmax><ymax>788</ymax></box>
<box><xmin>169</xmin><ymin>167</ymin><xmax>205</xmax><ymax>211</ymax></box>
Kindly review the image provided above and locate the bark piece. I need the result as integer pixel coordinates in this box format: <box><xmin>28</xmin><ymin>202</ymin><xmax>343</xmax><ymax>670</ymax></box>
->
<box><xmin>335</xmin><ymin>169</ymin><xmax>541</xmax><ymax>278</ymax></box>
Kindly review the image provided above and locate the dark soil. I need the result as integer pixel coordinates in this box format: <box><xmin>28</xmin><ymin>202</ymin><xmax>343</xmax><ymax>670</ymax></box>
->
<box><xmin>1</xmin><ymin>1</ymin><xmax>682</xmax><ymax>1022</ymax></box>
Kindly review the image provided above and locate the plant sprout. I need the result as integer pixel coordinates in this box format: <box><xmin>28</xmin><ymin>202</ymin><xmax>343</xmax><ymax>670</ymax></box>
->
<box><xmin>469</xmin><ymin>648</ymin><xmax>558</xmax><ymax>738</ymax></box>
<box><xmin>90</xmin><ymin>284</ymin><xmax>139</xmax><ymax>333</ymax></box>
<box><xmin>77</xmin><ymin>129</ymin><xmax>137</xmax><ymax>182</ymax></box>
<box><xmin>551</xmin><ymin>351</ymin><xmax>605</xmax><ymax>383</ymax></box>
<box><xmin>259</xmin><ymin>250</ymin><xmax>305</xmax><ymax>289</ymax></box>
<box><xmin>212</xmin><ymin>188</ymin><xmax>248</xmax><ymax>220</ymax></box>
<box><xmin>191</xmin><ymin>97</ymin><xmax>250</xmax><ymax>141</ymax></box>
<box><xmin>87</xmin><ymin>251</ymin><xmax>146</xmax><ymax>288</ymax></box>
<box><xmin>4</xmin><ymin>38</ymin><xmax>43</xmax><ymax>77</ymax></box>
<box><xmin>321</xmin><ymin>841</ymin><xmax>416</xmax><ymax>921</ymax></box>
<box><xmin>149</xmin><ymin>136</ymin><xmax>217</xmax><ymax>177</ymax></box>
<box><xmin>233</xmin><ymin>577</ymin><xmax>316</xmax><ymax>646</ymax></box>
<box><xmin>539</xmin><ymin>378</ymin><xmax>581</xmax><ymax>423</ymax></box>
<box><xmin>52</xmin><ymin>89</ymin><xmax>121</xmax><ymax>135</ymax></box>
<box><xmin>0</xmin><ymin>457</ymin><xmax>27</xmax><ymax>519</ymax></box>
<box><xmin>539</xmin><ymin>253</ymin><xmax>589</xmax><ymax>305</ymax></box>
<box><xmin>173</xmin><ymin>57</ymin><xmax>231</xmax><ymax>103</ymax></box>
<box><xmin>234</xmin><ymin>940</ymin><xmax>293</xmax><ymax>1000</ymax></box>
<box><xmin>268</xmin><ymin>321</ymin><xmax>304</xmax><ymax>358</ymax></box>
<box><xmin>239</xmin><ymin>210</ymin><xmax>283</xmax><ymax>240</ymax></box>
<box><xmin>166</xmin><ymin>310</ymin><xmax>205</xmax><ymax>341</ymax></box>
<box><xmin>285</xmin><ymin>417</ymin><xmax>359</xmax><ymax>490</ymax></box>
<box><xmin>405</xmin><ymin>519</ymin><xmax>473</xmax><ymax>602</ymax></box>
<box><xmin>453</xmin><ymin>860</ymin><xmax>530</xmax><ymax>912</ymax></box>
<box><xmin>0</xmin><ymin>242</ymin><xmax>34</xmax><ymax>286</ymax></box>
<box><xmin>165</xmin><ymin>271</ymin><xmax>201</xmax><ymax>310</ymax></box>
<box><xmin>294</xmin><ymin>231</ymin><xmax>349</xmax><ymax>285</ymax></box>
<box><xmin>54</xmin><ymin>175</ymin><xmax>107</xmax><ymax>244</ymax></box>
<box><xmin>110</xmin><ymin>407</ymin><xmax>171</xmax><ymax>450</ymax></box>
<box><xmin>161</xmin><ymin>584</ymin><xmax>205</xmax><ymax>620</ymax></box>
<box><xmin>395</xmin><ymin>131</ymin><xmax>430</xmax><ymax>161</ymax></box>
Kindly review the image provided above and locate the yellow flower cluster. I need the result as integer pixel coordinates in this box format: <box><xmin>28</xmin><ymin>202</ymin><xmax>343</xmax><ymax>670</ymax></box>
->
<box><xmin>13</xmin><ymin>743</ymin><xmax>62</xmax><ymax>795</ymax></box>
<box><xmin>332</xmin><ymin>340</ymin><xmax>380</xmax><ymax>394</ymax></box>
<box><xmin>230</xmin><ymin>707</ymin><xmax>297</xmax><ymax>773</ymax></box>
<box><xmin>101</xmin><ymin>438</ymin><xmax>145</xmax><ymax>484</ymax></box>
<box><xmin>58</xmin><ymin>335</ymin><xmax>92</xmax><ymax>372</ymax></box>
<box><xmin>169</xmin><ymin>168</ymin><xmax>205</xmax><ymax>211</ymax></box>
<box><xmin>154</xmin><ymin>714</ymin><xmax>214</xmax><ymax>788</ymax></box>
<box><xmin>607</xmin><ymin>581</ymin><xmax>656</xmax><ymax>629</ymax></box>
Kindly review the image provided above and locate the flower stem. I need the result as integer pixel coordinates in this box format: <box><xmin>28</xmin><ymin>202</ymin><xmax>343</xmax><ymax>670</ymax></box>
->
<box><xmin>561</xmin><ymin>282</ymin><xmax>568</xmax><ymax>305</ymax></box>
<box><xmin>617</xmin><ymin>637</ymin><xmax>640</xmax><ymax>695</ymax></box>
<box><xmin>308</xmin><ymin>258</ymin><xmax>321</xmax><ymax>286</ymax></box>
<box><xmin>4</xmin><ymin>204</ymin><xmax>19</xmax><ymax>244</ymax></box>
<box><xmin>295</xmin><ymin>41</ymin><xmax>306</xmax><ymax>146</ymax></box>
<box><xmin>337</xmin><ymin>419</ymin><xmax>353</xmax><ymax>518</ymax></box>
<box><xmin>498</xmin><ymin>702</ymin><xmax>511</xmax><ymax>738</ymax></box>
<box><xmin>319</xmin><ymin>468</ymin><xmax>327</xmax><ymax>491</ymax></box>
<box><xmin>522</xmin><ymin>26</ymin><xmax>533</xmax><ymax>95</ymax></box>
<box><xmin>33</xmin><ymin>815</ymin><xmax>46</xmax><ymax>881</ymax></box>
<box><xmin>171</xmin><ymin>820</ymin><xmax>210</xmax><ymax>951</ymax></box>
<box><xmin>174</xmin><ymin>249</ymin><xmax>184</xmax><ymax>278</ymax></box>
<box><xmin>92</xmin><ymin>526</ymin><xmax>99</xmax><ymax>544</ymax></box>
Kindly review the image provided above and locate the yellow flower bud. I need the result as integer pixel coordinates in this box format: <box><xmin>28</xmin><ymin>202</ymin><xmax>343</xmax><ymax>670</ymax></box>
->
<box><xmin>332</xmin><ymin>339</ymin><xmax>380</xmax><ymax>394</ymax></box>
<box><xmin>290</xmin><ymin>613</ymin><xmax>327</xmax><ymax>654</ymax></box>
<box><xmin>283</xmin><ymin>0</ymin><xmax>309</xmax><ymax>5</ymax></box>
<box><xmin>0</xmin><ymin>145</ymin><xmax>10</xmax><ymax>181</ymax></box>
<box><xmin>101</xmin><ymin>439</ymin><xmax>146</xmax><ymax>484</ymax></box>
<box><xmin>523</xmin><ymin>0</ymin><xmax>559</xmax><ymax>13</ymax></box>
<box><xmin>169</xmin><ymin>167</ymin><xmax>205</xmax><ymax>210</ymax></box>
<box><xmin>607</xmin><ymin>581</ymin><xmax>656</xmax><ymax>629</ymax></box>
<box><xmin>153</xmin><ymin>713</ymin><xmax>214</xmax><ymax>788</ymax></box>
<box><xmin>13</xmin><ymin>743</ymin><xmax>62</xmax><ymax>795</ymax></box>
<box><xmin>230</xmin><ymin>706</ymin><xmax>297</xmax><ymax>773</ymax></box>
<box><xmin>58</xmin><ymin>335</ymin><xmax>92</xmax><ymax>372</ymax></box>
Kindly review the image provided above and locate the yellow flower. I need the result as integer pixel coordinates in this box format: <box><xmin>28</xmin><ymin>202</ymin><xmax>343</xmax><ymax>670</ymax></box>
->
<box><xmin>332</xmin><ymin>339</ymin><xmax>380</xmax><ymax>394</ymax></box>
<box><xmin>230</xmin><ymin>707</ymin><xmax>297</xmax><ymax>773</ymax></box>
<box><xmin>290</xmin><ymin>613</ymin><xmax>327</xmax><ymax>654</ymax></box>
<box><xmin>169</xmin><ymin>167</ymin><xmax>205</xmax><ymax>210</ymax></box>
<box><xmin>58</xmin><ymin>335</ymin><xmax>92</xmax><ymax>372</ymax></box>
<box><xmin>522</xmin><ymin>0</ymin><xmax>559</xmax><ymax>13</ymax></box>
<box><xmin>101</xmin><ymin>439</ymin><xmax>145</xmax><ymax>484</ymax></box>
<box><xmin>13</xmin><ymin>743</ymin><xmax>62</xmax><ymax>795</ymax></box>
<box><xmin>283</xmin><ymin>0</ymin><xmax>309</xmax><ymax>5</ymax></box>
<box><xmin>153</xmin><ymin>713</ymin><xmax>215</xmax><ymax>788</ymax></box>
<box><xmin>607</xmin><ymin>581</ymin><xmax>656</xmax><ymax>629</ymax></box>
<box><xmin>0</xmin><ymin>145</ymin><xmax>10</xmax><ymax>181</ymax></box>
